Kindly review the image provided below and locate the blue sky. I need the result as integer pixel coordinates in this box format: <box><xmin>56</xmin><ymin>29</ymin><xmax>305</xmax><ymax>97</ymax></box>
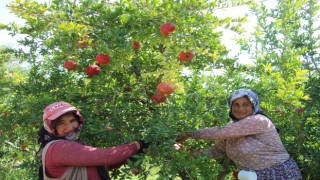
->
<box><xmin>0</xmin><ymin>0</ymin><xmax>28</xmax><ymax>48</ymax></box>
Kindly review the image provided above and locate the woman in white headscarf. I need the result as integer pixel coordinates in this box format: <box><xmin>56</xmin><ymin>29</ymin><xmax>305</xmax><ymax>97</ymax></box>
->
<box><xmin>178</xmin><ymin>88</ymin><xmax>302</xmax><ymax>179</ymax></box>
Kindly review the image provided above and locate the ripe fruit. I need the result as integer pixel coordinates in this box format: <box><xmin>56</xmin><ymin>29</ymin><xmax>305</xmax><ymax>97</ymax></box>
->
<box><xmin>233</xmin><ymin>171</ymin><xmax>239</xmax><ymax>179</ymax></box>
<box><xmin>77</xmin><ymin>41</ymin><xmax>88</xmax><ymax>48</ymax></box>
<box><xmin>104</xmin><ymin>126</ymin><xmax>114</xmax><ymax>131</ymax></box>
<box><xmin>130</xmin><ymin>168</ymin><xmax>141</xmax><ymax>175</ymax></box>
<box><xmin>178</xmin><ymin>51</ymin><xmax>194</xmax><ymax>62</ymax></box>
<box><xmin>31</xmin><ymin>121</ymin><xmax>37</xmax><ymax>126</ymax></box>
<box><xmin>160</xmin><ymin>22</ymin><xmax>176</xmax><ymax>37</ymax></box>
<box><xmin>96</xmin><ymin>53</ymin><xmax>110</xmax><ymax>65</ymax></box>
<box><xmin>85</xmin><ymin>65</ymin><xmax>101</xmax><ymax>76</ymax></box>
<box><xmin>77</xmin><ymin>34</ymin><xmax>95</xmax><ymax>48</ymax></box>
<box><xmin>189</xmin><ymin>149</ymin><xmax>195</xmax><ymax>157</ymax></box>
<box><xmin>20</xmin><ymin>142</ymin><xmax>27</xmax><ymax>151</ymax></box>
<box><xmin>64</xmin><ymin>59</ymin><xmax>78</xmax><ymax>70</ymax></box>
<box><xmin>296</xmin><ymin>108</ymin><xmax>304</xmax><ymax>113</ymax></box>
<box><xmin>152</xmin><ymin>93</ymin><xmax>166</xmax><ymax>104</ymax></box>
<box><xmin>132</xmin><ymin>41</ymin><xmax>142</xmax><ymax>50</ymax></box>
<box><xmin>123</xmin><ymin>87</ymin><xmax>133</xmax><ymax>92</ymax></box>
<box><xmin>83</xmin><ymin>34</ymin><xmax>90</xmax><ymax>40</ymax></box>
<box><xmin>157</xmin><ymin>82</ymin><xmax>174</xmax><ymax>94</ymax></box>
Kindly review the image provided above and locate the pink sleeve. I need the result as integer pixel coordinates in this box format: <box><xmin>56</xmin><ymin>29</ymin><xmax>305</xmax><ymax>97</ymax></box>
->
<box><xmin>47</xmin><ymin>140</ymin><xmax>139</xmax><ymax>167</ymax></box>
<box><xmin>199</xmin><ymin>140</ymin><xmax>226</xmax><ymax>158</ymax></box>
<box><xmin>192</xmin><ymin>114</ymin><xmax>275</xmax><ymax>140</ymax></box>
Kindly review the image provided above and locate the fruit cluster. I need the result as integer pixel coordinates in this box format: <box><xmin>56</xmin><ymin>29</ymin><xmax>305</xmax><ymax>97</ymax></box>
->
<box><xmin>63</xmin><ymin>23</ymin><xmax>194</xmax><ymax>103</ymax></box>
<box><xmin>64</xmin><ymin>51</ymin><xmax>110</xmax><ymax>76</ymax></box>
<box><xmin>152</xmin><ymin>82</ymin><xmax>174</xmax><ymax>104</ymax></box>
<box><xmin>63</xmin><ymin>22</ymin><xmax>195</xmax><ymax>74</ymax></box>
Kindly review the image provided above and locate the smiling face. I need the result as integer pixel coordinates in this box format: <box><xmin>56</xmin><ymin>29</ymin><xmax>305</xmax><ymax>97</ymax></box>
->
<box><xmin>231</xmin><ymin>96</ymin><xmax>254</xmax><ymax>120</ymax></box>
<box><xmin>55</xmin><ymin>112</ymin><xmax>79</xmax><ymax>136</ymax></box>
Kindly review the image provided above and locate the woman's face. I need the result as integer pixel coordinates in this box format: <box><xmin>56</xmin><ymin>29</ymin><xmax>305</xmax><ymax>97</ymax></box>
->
<box><xmin>55</xmin><ymin>113</ymin><xmax>79</xmax><ymax>136</ymax></box>
<box><xmin>231</xmin><ymin>96</ymin><xmax>254</xmax><ymax>120</ymax></box>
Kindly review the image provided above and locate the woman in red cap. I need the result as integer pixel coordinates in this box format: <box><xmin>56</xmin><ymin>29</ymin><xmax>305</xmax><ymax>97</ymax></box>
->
<box><xmin>37</xmin><ymin>101</ymin><xmax>146</xmax><ymax>180</ymax></box>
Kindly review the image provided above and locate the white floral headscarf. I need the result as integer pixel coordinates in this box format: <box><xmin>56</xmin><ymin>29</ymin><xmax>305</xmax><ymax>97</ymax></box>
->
<box><xmin>228</xmin><ymin>88</ymin><xmax>263</xmax><ymax>115</ymax></box>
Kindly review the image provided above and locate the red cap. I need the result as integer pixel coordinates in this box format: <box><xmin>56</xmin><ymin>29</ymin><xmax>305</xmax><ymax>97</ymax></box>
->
<box><xmin>42</xmin><ymin>102</ymin><xmax>83</xmax><ymax>133</ymax></box>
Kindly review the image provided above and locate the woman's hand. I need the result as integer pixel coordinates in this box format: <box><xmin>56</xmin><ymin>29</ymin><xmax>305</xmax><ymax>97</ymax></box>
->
<box><xmin>176</xmin><ymin>132</ymin><xmax>191</xmax><ymax>143</ymax></box>
<box><xmin>173</xmin><ymin>143</ymin><xmax>197</xmax><ymax>157</ymax></box>
<box><xmin>133</xmin><ymin>140</ymin><xmax>152</xmax><ymax>154</ymax></box>
<box><xmin>133</xmin><ymin>141</ymin><xmax>141</xmax><ymax>150</ymax></box>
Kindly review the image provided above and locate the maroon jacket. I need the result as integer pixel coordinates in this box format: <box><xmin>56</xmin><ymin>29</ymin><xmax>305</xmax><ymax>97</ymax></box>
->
<box><xmin>44</xmin><ymin>140</ymin><xmax>139</xmax><ymax>179</ymax></box>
